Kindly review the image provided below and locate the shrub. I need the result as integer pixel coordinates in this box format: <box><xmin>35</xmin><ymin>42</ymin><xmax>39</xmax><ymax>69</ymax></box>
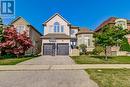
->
<box><xmin>120</xmin><ymin>38</ymin><xmax>130</xmax><ymax>52</ymax></box>
<box><xmin>76</xmin><ymin>46</ymin><xmax>79</xmax><ymax>49</ymax></box>
<box><xmin>86</xmin><ymin>51</ymin><xmax>93</xmax><ymax>55</ymax></box>
<box><xmin>79</xmin><ymin>44</ymin><xmax>87</xmax><ymax>55</ymax></box>
<box><xmin>92</xmin><ymin>46</ymin><xmax>104</xmax><ymax>55</ymax></box>
<box><xmin>2</xmin><ymin>53</ymin><xmax>16</xmax><ymax>58</ymax></box>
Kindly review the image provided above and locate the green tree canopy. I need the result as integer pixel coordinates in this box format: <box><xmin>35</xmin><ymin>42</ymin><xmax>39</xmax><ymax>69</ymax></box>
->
<box><xmin>94</xmin><ymin>25</ymin><xmax>129</xmax><ymax>60</ymax></box>
<box><xmin>120</xmin><ymin>38</ymin><xmax>130</xmax><ymax>52</ymax></box>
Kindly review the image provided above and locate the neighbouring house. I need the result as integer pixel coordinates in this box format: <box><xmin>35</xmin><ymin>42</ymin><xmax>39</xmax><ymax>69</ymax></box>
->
<box><xmin>76</xmin><ymin>28</ymin><xmax>94</xmax><ymax>51</ymax></box>
<box><xmin>41</xmin><ymin>13</ymin><xmax>94</xmax><ymax>56</ymax></box>
<box><xmin>10</xmin><ymin>16</ymin><xmax>42</xmax><ymax>55</ymax></box>
<box><xmin>95</xmin><ymin>17</ymin><xmax>130</xmax><ymax>56</ymax></box>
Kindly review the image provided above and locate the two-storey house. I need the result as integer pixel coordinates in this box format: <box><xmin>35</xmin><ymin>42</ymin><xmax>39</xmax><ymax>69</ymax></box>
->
<box><xmin>41</xmin><ymin>13</ymin><xmax>94</xmax><ymax>55</ymax></box>
<box><xmin>10</xmin><ymin>17</ymin><xmax>42</xmax><ymax>55</ymax></box>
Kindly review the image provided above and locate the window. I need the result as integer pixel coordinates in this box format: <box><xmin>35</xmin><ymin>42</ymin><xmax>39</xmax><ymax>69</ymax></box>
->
<box><xmin>49</xmin><ymin>25</ymin><xmax>53</xmax><ymax>32</ymax></box>
<box><xmin>115</xmin><ymin>19</ymin><xmax>127</xmax><ymax>29</ymax></box>
<box><xmin>88</xmin><ymin>39</ymin><xmax>90</xmax><ymax>46</ymax></box>
<box><xmin>84</xmin><ymin>39</ymin><xmax>87</xmax><ymax>45</ymax></box>
<box><xmin>54</xmin><ymin>22</ymin><xmax>60</xmax><ymax>32</ymax></box>
<box><xmin>84</xmin><ymin>37</ymin><xmax>90</xmax><ymax>46</ymax></box>
<box><xmin>73</xmin><ymin>42</ymin><xmax>76</xmax><ymax>45</ymax></box>
<box><xmin>61</xmin><ymin>25</ymin><xmax>64</xmax><ymax>32</ymax></box>
<box><xmin>78</xmin><ymin>38</ymin><xmax>82</xmax><ymax>45</ymax></box>
<box><xmin>16</xmin><ymin>25</ymin><xmax>25</xmax><ymax>33</ymax></box>
<box><xmin>71</xmin><ymin>30</ymin><xmax>75</xmax><ymax>35</ymax></box>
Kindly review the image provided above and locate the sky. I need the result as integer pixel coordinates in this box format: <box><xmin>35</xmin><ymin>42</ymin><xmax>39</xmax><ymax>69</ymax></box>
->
<box><xmin>3</xmin><ymin>0</ymin><xmax>130</xmax><ymax>33</ymax></box>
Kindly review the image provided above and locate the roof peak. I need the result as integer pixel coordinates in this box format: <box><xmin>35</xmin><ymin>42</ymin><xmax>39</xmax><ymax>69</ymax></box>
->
<box><xmin>10</xmin><ymin>16</ymin><xmax>30</xmax><ymax>25</ymax></box>
<box><xmin>43</xmin><ymin>13</ymin><xmax>71</xmax><ymax>25</ymax></box>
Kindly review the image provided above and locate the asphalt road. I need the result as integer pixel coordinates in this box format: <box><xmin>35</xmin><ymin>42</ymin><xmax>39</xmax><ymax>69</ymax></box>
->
<box><xmin>0</xmin><ymin>56</ymin><xmax>98</xmax><ymax>87</ymax></box>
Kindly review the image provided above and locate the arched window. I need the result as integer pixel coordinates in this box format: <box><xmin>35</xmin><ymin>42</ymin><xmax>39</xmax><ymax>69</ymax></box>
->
<box><xmin>54</xmin><ymin>22</ymin><xmax>60</xmax><ymax>32</ymax></box>
<box><xmin>115</xmin><ymin>19</ymin><xmax>127</xmax><ymax>29</ymax></box>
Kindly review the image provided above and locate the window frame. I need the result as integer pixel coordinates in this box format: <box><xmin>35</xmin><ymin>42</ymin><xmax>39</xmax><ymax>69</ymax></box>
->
<box><xmin>54</xmin><ymin>22</ymin><xmax>60</xmax><ymax>32</ymax></box>
<box><xmin>16</xmin><ymin>25</ymin><xmax>25</xmax><ymax>33</ymax></box>
<box><xmin>61</xmin><ymin>25</ymin><xmax>64</xmax><ymax>32</ymax></box>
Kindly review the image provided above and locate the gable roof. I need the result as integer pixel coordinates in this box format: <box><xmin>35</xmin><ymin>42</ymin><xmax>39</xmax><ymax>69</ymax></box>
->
<box><xmin>43</xmin><ymin>13</ymin><xmax>71</xmax><ymax>26</ymax></box>
<box><xmin>10</xmin><ymin>16</ymin><xmax>30</xmax><ymax>25</ymax></box>
<box><xmin>77</xmin><ymin>28</ymin><xmax>94</xmax><ymax>35</ymax></box>
<box><xmin>10</xmin><ymin>16</ymin><xmax>42</xmax><ymax>36</ymax></box>
<box><xmin>95</xmin><ymin>17</ymin><xmax>130</xmax><ymax>32</ymax></box>
<box><xmin>95</xmin><ymin>17</ymin><xmax>117</xmax><ymax>32</ymax></box>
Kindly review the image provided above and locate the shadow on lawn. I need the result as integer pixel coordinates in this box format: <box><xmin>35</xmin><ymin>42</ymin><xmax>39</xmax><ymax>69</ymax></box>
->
<box><xmin>90</xmin><ymin>55</ymin><xmax>113</xmax><ymax>59</ymax></box>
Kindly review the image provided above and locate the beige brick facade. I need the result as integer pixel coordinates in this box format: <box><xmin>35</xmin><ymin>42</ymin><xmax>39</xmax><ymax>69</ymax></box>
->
<box><xmin>11</xmin><ymin>17</ymin><xmax>42</xmax><ymax>55</ymax></box>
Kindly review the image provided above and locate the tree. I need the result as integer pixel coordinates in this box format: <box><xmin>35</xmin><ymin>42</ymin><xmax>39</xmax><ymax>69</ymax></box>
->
<box><xmin>93</xmin><ymin>46</ymin><xmax>104</xmax><ymax>55</ymax></box>
<box><xmin>0</xmin><ymin>27</ymin><xmax>33</xmax><ymax>58</ymax></box>
<box><xmin>120</xmin><ymin>38</ymin><xmax>130</xmax><ymax>52</ymax></box>
<box><xmin>94</xmin><ymin>25</ymin><xmax>129</xmax><ymax>60</ymax></box>
<box><xmin>79</xmin><ymin>44</ymin><xmax>87</xmax><ymax>55</ymax></box>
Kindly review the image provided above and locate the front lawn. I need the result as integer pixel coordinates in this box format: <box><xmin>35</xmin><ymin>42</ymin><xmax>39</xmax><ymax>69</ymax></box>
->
<box><xmin>71</xmin><ymin>55</ymin><xmax>130</xmax><ymax>64</ymax></box>
<box><xmin>0</xmin><ymin>57</ymin><xmax>32</xmax><ymax>65</ymax></box>
<box><xmin>86</xmin><ymin>69</ymin><xmax>130</xmax><ymax>87</ymax></box>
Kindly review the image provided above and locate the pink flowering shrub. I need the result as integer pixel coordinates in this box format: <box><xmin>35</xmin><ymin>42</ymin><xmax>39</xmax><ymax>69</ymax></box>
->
<box><xmin>0</xmin><ymin>27</ymin><xmax>33</xmax><ymax>57</ymax></box>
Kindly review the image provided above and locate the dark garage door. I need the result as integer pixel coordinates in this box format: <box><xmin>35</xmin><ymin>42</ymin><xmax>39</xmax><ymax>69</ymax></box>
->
<box><xmin>43</xmin><ymin>43</ymin><xmax>55</xmax><ymax>55</ymax></box>
<box><xmin>57</xmin><ymin>43</ymin><xmax>69</xmax><ymax>55</ymax></box>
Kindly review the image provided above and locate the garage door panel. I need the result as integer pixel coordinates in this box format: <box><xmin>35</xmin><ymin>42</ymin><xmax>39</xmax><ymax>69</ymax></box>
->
<box><xmin>57</xmin><ymin>43</ymin><xmax>69</xmax><ymax>55</ymax></box>
<box><xmin>43</xmin><ymin>43</ymin><xmax>55</xmax><ymax>55</ymax></box>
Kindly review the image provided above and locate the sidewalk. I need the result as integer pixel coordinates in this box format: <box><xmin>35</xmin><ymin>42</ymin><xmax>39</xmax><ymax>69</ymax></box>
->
<box><xmin>1</xmin><ymin>64</ymin><xmax>130</xmax><ymax>71</ymax></box>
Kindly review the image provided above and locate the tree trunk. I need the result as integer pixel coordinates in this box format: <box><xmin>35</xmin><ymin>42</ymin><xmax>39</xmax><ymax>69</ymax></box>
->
<box><xmin>105</xmin><ymin>47</ymin><xmax>108</xmax><ymax>60</ymax></box>
<box><xmin>0</xmin><ymin>49</ymin><xmax>1</xmax><ymax>58</ymax></box>
<box><xmin>16</xmin><ymin>54</ymin><xmax>19</xmax><ymax>58</ymax></box>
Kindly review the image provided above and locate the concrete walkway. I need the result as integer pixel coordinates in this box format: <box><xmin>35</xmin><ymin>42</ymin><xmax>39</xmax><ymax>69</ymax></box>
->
<box><xmin>0</xmin><ymin>64</ymin><xmax>130</xmax><ymax>71</ymax></box>
<box><xmin>0</xmin><ymin>56</ymin><xmax>98</xmax><ymax>87</ymax></box>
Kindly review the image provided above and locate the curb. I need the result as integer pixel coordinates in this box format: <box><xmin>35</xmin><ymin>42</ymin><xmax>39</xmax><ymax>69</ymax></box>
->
<box><xmin>0</xmin><ymin>64</ymin><xmax>130</xmax><ymax>71</ymax></box>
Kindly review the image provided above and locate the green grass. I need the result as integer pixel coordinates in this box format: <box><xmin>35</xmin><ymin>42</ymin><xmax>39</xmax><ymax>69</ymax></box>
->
<box><xmin>86</xmin><ymin>69</ymin><xmax>130</xmax><ymax>87</ymax></box>
<box><xmin>71</xmin><ymin>55</ymin><xmax>130</xmax><ymax>64</ymax></box>
<box><xmin>0</xmin><ymin>57</ymin><xmax>32</xmax><ymax>65</ymax></box>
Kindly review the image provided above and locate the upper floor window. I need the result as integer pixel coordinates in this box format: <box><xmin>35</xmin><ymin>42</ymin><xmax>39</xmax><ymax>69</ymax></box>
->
<box><xmin>115</xmin><ymin>19</ymin><xmax>127</xmax><ymax>29</ymax></box>
<box><xmin>49</xmin><ymin>25</ymin><xmax>53</xmax><ymax>32</ymax></box>
<box><xmin>71</xmin><ymin>30</ymin><xmax>75</xmax><ymax>35</ymax></box>
<box><xmin>54</xmin><ymin>22</ymin><xmax>60</xmax><ymax>32</ymax></box>
<box><xmin>16</xmin><ymin>25</ymin><xmax>25</xmax><ymax>33</ymax></box>
<box><xmin>61</xmin><ymin>25</ymin><xmax>64</xmax><ymax>32</ymax></box>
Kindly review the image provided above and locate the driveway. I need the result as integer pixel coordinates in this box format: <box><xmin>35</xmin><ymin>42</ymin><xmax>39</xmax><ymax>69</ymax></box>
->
<box><xmin>0</xmin><ymin>56</ymin><xmax>98</xmax><ymax>87</ymax></box>
<box><xmin>18</xmin><ymin>56</ymin><xmax>75</xmax><ymax>65</ymax></box>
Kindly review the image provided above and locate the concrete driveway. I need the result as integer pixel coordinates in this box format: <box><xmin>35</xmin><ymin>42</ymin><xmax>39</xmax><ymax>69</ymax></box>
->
<box><xmin>0</xmin><ymin>56</ymin><xmax>98</xmax><ymax>87</ymax></box>
<box><xmin>18</xmin><ymin>56</ymin><xmax>75</xmax><ymax>65</ymax></box>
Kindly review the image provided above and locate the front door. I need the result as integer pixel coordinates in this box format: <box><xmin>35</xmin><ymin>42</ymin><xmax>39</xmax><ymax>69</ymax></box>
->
<box><xmin>43</xmin><ymin>43</ymin><xmax>55</xmax><ymax>56</ymax></box>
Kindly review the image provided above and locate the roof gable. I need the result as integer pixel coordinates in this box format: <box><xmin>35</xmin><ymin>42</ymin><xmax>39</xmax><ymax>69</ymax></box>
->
<box><xmin>10</xmin><ymin>16</ymin><xmax>42</xmax><ymax>36</ymax></box>
<box><xmin>95</xmin><ymin>17</ymin><xmax>117</xmax><ymax>32</ymax></box>
<box><xmin>43</xmin><ymin>13</ymin><xmax>71</xmax><ymax>25</ymax></box>
<box><xmin>77</xmin><ymin>28</ymin><xmax>94</xmax><ymax>34</ymax></box>
<box><xmin>10</xmin><ymin>16</ymin><xmax>30</xmax><ymax>25</ymax></box>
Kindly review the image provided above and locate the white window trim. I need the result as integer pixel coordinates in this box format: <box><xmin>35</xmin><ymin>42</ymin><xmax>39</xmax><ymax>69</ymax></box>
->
<box><xmin>16</xmin><ymin>25</ymin><xmax>25</xmax><ymax>33</ymax></box>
